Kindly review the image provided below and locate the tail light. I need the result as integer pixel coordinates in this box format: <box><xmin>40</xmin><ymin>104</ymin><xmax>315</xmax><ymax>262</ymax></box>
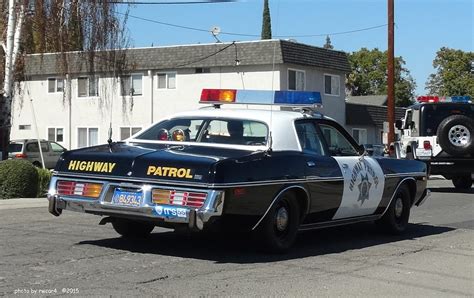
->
<box><xmin>152</xmin><ymin>188</ymin><xmax>207</xmax><ymax>208</ymax></box>
<box><xmin>15</xmin><ymin>153</ymin><xmax>27</xmax><ymax>158</ymax></box>
<box><xmin>423</xmin><ymin>140</ymin><xmax>432</xmax><ymax>150</ymax></box>
<box><xmin>57</xmin><ymin>180</ymin><xmax>103</xmax><ymax>198</ymax></box>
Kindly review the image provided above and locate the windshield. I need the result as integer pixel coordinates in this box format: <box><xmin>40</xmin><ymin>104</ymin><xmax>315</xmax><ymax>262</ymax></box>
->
<box><xmin>8</xmin><ymin>143</ymin><xmax>23</xmax><ymax>153</ymax></box>
<box><xmin>135</xmin><ymin>118</ymin><xmax>268</xmax><ymax>146</ymax></box>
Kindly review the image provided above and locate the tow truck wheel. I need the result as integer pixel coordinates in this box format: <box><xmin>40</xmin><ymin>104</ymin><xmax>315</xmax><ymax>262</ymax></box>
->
<box><xmin>378</xmin><ymin>185</ymin><xmax>411</xmax><ymax>234</ymax></box>
<box><xmin>254</xmin><ymin>192</ymin><xmax>300</xmax><ymax>253</ymax></box>
<box><xmin>452</xmin><ymin>175</ymin><xmax>472</xmax><ymax>189</ymax></box>
<box><xmin>111</xmin><ymin>218</ymin><xmax>155</xmax><ymax>238</ymax></box>
<box><xmin>437</xmin><ymin>115</ymin><xmax>474</xmax><ymax>156</ymax></box>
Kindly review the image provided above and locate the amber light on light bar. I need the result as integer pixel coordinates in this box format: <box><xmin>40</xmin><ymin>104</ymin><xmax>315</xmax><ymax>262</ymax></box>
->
<box><xmin>57</xmin><ymin>180</ymin><xmax>103</xmax><ymax>199</ymax></box>
<box><xmin>152</xmin><ymin>188</ymin><xmax>207</xmax><ymax>208</ymax></box>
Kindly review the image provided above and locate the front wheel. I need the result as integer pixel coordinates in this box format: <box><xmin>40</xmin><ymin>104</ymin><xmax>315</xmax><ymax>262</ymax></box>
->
<box><xmin>111</xmin><ymin>218</ymin><xmax>155</xmax><ymax>238</ymax></box>
<box><xmin>452</xmin><ymin>175</ymin><xmax>472</xmax><ymax>189</ymax></box>
<box><xmin>254</xmin><ymin>192</ymin><xmax>300</xmax><ymax>253</ymax></box>
<box><xmin>378</xmin><ymin>185</ymin><xmax>411</xmax><ymax>234</ymax></box>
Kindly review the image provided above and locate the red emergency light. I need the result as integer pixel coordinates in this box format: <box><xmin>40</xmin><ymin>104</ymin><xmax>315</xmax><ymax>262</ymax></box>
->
<box><xmin>417</xmin><ymin>96</ymin><xmax>439</xmax><ymax>103</ymax></box>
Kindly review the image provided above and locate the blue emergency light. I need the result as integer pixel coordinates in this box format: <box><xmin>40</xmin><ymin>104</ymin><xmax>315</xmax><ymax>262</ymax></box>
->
<box><xmin>200</xmin><ymin>89</ymin><xmax>322</xmax><ymax>106</ymax></box>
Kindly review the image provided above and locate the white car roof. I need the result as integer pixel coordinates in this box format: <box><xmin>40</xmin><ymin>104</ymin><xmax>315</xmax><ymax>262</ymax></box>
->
<box><xmin>130</xmin><ymin>107</ymin><xmax>333</xmax><ymax>152</ymax></box>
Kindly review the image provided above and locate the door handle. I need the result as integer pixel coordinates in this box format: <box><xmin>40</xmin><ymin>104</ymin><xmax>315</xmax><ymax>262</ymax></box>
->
<box><xmin>307</xmin><ymin>161</ymin><xmax>316</xmax><ymax>167</ymax></box>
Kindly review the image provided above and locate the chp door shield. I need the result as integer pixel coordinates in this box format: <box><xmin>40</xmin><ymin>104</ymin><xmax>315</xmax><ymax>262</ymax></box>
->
<box><xmin>332</xmin><ymin>156</ymin><xmax>385</xmax><ymax>219</ymax></box>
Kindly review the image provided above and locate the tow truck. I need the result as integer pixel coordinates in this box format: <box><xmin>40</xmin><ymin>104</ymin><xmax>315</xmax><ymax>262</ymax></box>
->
<box><xmin>392</xmin><ymin>95</ymin><xmax>474</xmax><ymax>189</ymax></box>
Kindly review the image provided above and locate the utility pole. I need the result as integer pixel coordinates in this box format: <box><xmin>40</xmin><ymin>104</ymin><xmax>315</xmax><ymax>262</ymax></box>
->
<box><xmin>387</xmin><ymin>0</ymin><xmax>395</xmax><ymax>144</ymax></box>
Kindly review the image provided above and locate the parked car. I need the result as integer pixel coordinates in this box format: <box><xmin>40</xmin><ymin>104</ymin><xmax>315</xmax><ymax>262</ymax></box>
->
<box><xmin>47</xmin><ymin>89</ymin><xmax>429</xmax><ymax>253</ymax></box>
<box><xmin>8</xmin><ymin>139</ymin><xmax>67</xmax><ymax>169</ymax></box>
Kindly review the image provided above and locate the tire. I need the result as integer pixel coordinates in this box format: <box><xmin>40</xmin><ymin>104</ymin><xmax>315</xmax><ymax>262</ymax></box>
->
<box><xmin>452</xmin><ymin>175</ymin><xmax>472</xmax><ymax>189</ymax></box>
<box><xmin>437</xmin><ymin>115</ymin><xmax>474</xmax><ymax>156</ymax></box>
<box><xmin>111</xmin><ymin>218</ymin><xmax>155</xmax><ymax>238</ymax></box>
<box><xmin>254</xmin><ymin>192</ymin><xmax>300</xmax><ymax>253</ymax></box>
<box><xmin>378</xmin><ymin>185</ymin><xmax>411</xmax><ymax>234</ymax></box>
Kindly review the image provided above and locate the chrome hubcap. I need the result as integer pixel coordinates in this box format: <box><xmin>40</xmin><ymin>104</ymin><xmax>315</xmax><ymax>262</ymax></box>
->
<box><xmin>394</xmin><ymin>197</ymin><xmax>404</xmax><ymax>218</ymax></box>
<box><xmin>275</xmin><ymin>207</ymin><xmax>289</xmax><ymax>232</ymax></box>
<box><xmin>449</xmin><ymin>125</ymin><xmax>470</xmax><ymax>147</ymax></box>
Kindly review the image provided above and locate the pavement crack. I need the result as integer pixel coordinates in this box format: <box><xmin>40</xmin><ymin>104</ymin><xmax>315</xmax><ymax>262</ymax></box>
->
<box><xmin>136</xmin><ymin>275</ymin><xmax>169</xmax><ymax>284</ymax></box>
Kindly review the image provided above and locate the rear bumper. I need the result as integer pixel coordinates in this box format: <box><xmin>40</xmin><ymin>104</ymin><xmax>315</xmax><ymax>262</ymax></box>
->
<box><xmin>426</xmin><ymin>158</ymin><xmax>474</xmax><ymax>176</ymax></box>
<box><xmin>47</xmin><ymin>176</ymin><xmax>225</xmax><ymax>231</ymax></box>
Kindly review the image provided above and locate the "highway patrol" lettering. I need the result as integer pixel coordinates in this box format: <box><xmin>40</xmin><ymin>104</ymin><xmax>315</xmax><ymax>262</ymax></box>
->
<box><xmin>146</xmin><ymin>166</ymin><xmax>193</xmax><ymax>178</ymax></box>
<box><xmin>68</xmin><ymin>160</ymin><xmax>116</xmax><ymax>173</ymax></box>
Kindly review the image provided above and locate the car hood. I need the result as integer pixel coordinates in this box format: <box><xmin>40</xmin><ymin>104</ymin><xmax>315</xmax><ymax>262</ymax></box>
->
<box><xmin>55</xmin><ymin>141</ymin><xmax>262</xmax><ymax>184</ymax></box>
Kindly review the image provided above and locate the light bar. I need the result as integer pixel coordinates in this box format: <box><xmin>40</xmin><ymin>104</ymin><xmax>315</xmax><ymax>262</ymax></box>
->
<box><xmin>200</xmin><ymin>89</ymin><xmax>322</xmax><ymax>106</ymax></box>
<box><xmin>417</xmin><ymin>95</ymin><xmax>472</xmax><ymax>104</ymax></box>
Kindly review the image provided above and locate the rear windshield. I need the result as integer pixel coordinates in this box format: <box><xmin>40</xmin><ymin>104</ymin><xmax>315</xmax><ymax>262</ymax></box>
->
<box><xmin>8</xmin><ymin>143</ymin><xmax>22</xmax><ymax>153</ymax></box>
<box><xmin>420</xmin><ymin>104</ymin><xmax>474</xmax><ymax>136</ymax></box>
<box><xmin>135</xmin><ymin>118</ymin><xmax>268</xmax><ymax>146</ymax></box>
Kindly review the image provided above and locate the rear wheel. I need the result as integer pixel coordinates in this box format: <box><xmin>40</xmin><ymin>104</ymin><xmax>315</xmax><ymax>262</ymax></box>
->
<box><xmin>378</xmin><ymin>185</ymin><xmax>411</xmax><ymax>234</ymax></box>
<box><xmin>452</xmin><ymin>175</ymin><xmax>472</xmax><ymax>189</ymax></box>
<box><xmin>254</xmin><ymin>192</ymin><xmax>300</xmax><ymax>253</ymax></box>
<box><xmin>437</xmin><ymin>115</ymin><xmax>474</xmax><ymax>156</ymax></box>
<box><xmin>111</xmin><ymin>218</ymin><xmax>155</xmax><ymax>238</ymax></box>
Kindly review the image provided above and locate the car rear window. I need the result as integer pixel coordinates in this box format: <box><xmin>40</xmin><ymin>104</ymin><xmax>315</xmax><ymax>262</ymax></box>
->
<box><xmin>8</xmin><ymin>143</ymin><xmax>22</xmax><ymax>153</ymax></box>
<box><xmin>135</xmin><ymin>118</ymin><xmax>268</xmax><ymax>146</ymax></box>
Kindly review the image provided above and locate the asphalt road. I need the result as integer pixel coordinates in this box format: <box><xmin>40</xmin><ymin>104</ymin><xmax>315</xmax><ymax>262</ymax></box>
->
<box><xmin>0</xmin><ymin>179</ymin><xmax>473</xmax><ymax>297</ymax></box>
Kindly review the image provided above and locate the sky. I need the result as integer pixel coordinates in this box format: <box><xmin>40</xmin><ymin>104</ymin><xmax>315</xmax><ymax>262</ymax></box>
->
<box><xmin>123</xmin><ymin>0</ymin><xmax>473</xmax><ymax>95</ymax></box>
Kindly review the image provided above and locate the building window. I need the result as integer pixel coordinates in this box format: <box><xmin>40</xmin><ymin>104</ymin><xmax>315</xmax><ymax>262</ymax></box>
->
<box><xmin>48</xmin><ymin>78</ymin><xmax>64</xmax><ymax>93</ymax></box>
<box><xmin>157</xmin><ymin>72</ymin><xmax>176</xmax><ymax>89</ymax></box>
<box><xmin>121</xmin><ymin>74</ymin><xmax>143</xmax><ymax>96</ymax></box>
<box><xmin>324</xmin><ymin>74</ymin><xmax>340</xmax><ymax>96</ymax></box>
<box><xmin>48</xmin><ymin>127</ymin><xmax>64</xmax><ymax>142</ymax></box>
<box><xmin>78</xmin><ymin>76</ymin><xmax>99</xmax><ymax>97</ymax></box>
<box><xmin>288</xmin><ymin>69</ymin><xmax>305</xmax><ymax>91</ymax></box>
<box><xmin>195</xmin><ymin>68</ymin><xmax>211</xmax><ymax>73</ymax></box>
<box><xmin>120</xmin><ymin>127</ymin><xmax>142</xmax><ymax>140</ymax></box>
<box><xmin>77</xmin><ymin>127</ymin><xmax>98</xmax><ymax>148</ymax></box>
<box><xmin>352</xmin><ymin>128</ymin><xmax>367</xmax><ymax>145</ymax></box>
<box><xmin>19</xmin><ymin>124</ymin><xmax>31</xmax><ymax>130</ymax></box>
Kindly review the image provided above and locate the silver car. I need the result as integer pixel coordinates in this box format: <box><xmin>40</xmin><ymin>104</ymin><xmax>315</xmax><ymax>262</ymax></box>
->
<box><xmin>8</xmin><ymin>139</ymin><xmax>67</xmax><ymax>169</ymax></box>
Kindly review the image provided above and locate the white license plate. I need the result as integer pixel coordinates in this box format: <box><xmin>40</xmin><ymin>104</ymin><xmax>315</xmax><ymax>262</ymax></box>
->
<box><xmin>416</xmin><ymin>148</ymin><xmax>432</xmax><ymax>157</ymax></box>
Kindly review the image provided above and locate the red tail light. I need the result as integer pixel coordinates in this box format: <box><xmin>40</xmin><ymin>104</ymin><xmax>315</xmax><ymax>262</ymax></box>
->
<box><xmin>57</xmin><ymin>180</ymin><xmax>103</xmax><ymax>198</ymax></box>
<box><xmin>423</xmin><ymin>141</ymin><xmax>432</xmax><ymax>150</ymax></box>
<box><xmin>15</xmin><ymin>153</ymin><xmax>27</xmax><ymax>158</ymax></box>
<box><xmin>153</xmin><ymin>188</ymin><xmax>207</xmax><ymax>208</ymax></box>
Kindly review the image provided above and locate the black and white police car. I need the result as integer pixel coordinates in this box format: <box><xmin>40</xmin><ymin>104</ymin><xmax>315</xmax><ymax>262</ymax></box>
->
<box><xmin>48</xmin><ymin>89</ymin><xmax>429</xmax><ymax>252</ymax></box>
<box><xmin>393</xmin><ymin>95</ymin><xmax>474</xmax><ymax>189</ymax></box>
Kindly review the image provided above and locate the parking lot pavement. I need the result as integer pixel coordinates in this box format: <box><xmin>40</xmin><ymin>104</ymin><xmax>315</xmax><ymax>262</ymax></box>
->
<box><xmin>0</xmin><ymin>179</ymin><xmax>472</xmax><ymax>297</ymax></box>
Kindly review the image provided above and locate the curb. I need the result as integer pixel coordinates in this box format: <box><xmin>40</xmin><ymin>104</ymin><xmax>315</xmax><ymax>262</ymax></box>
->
<box><xmin>0</xmin><ymin>198</ymin><xmax>48</xmax><ymax>210</ymax></box>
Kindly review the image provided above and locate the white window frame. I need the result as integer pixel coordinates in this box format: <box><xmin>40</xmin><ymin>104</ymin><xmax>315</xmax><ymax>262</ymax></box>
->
<box><xmin>77</xmin><ymin>76</ymin><xmax>99</xmax><ymax>98</ymax></box>
<box><xmin>47</xmin><ymin>127</ymin><xmax>65</xmax><ymax>143</ymax></box>
<box><xmin>324</xmin><ymin>73</ymin><xmax>340</xmax><ymax>96</ymax></box>
<box><xmin>77</xmin><ymin>127</ymin><xmax>99</xmax><ymax>148</ymax></box>
<box><xmin>121</xmin><ymin>73</ymin><xmax>144</xmax><ymax>96</ymax></box>
<box><xmin>352</xmin><ymin>128</ymin><xmax>367</xmax><ymax>145</ymax></box>
<box><xmin>119</xmin><ymin>126</ymin><xmax>142</xmax><ymax>140</ymax></box>
<box><xmin>156</xmin><ymin>72</ymin><xmax>177</xmax><ymax>90</ymax></box>
<box><xmin>47</xmin><ymin>77</ymin><xmax>64</xmax><ymax>93</ymax></box>
<box><xmin>288</xmin><ymin>68</ymin><xmax>305</xmax><ymax>91</ymax></box>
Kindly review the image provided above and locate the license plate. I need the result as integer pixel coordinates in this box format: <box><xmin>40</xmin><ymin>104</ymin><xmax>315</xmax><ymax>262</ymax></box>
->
<box><xmin>416</xmin><ymin>148</ymin><xmax>432</xmax><ymax>158</ymax></box>
<box><xmin>112</xmin><ymin>189</ymin><xmax>142</xmax><ymax>207</ymax></box>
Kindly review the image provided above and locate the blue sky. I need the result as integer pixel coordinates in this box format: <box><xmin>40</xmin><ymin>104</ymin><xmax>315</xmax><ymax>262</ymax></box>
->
<box><xmin>123</xmin><ymin>0</ymin><xmax>473</xmax><ymax>95</ymax></box>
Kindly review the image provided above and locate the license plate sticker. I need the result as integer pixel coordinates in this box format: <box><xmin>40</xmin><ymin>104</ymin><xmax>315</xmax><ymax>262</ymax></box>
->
<box><xmin>112</xmin><ymin>189</ymin><xmax>142</xmax><ymax>207</ymax></box>
<box><xmin>154</xmin><ymin>205</ymin><xmax>187</xmax><ymax>219</ymax></box>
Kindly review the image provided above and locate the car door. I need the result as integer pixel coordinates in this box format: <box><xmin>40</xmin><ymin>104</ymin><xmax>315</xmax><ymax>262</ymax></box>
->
<box><xmin>317</xmin><ymin>120</ymin><xmax>386</xmax><ymax>220</ymax></box>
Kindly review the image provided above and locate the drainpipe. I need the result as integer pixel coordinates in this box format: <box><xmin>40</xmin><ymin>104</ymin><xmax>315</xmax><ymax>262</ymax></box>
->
<box><xmin>148</xmin><ymin>70</ymin><xmax>154</xmax><ymax>124</ymax></box>
<box><xmin>66</xmin><ymin>74</ymin><xmax>72</xmax><ymax>150</ymax></box>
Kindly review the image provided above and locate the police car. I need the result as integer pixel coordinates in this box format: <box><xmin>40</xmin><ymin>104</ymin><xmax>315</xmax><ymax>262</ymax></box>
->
<box><xmin>393</xmin><ymin>96</ymin><xmax>474</xmax><ymax>189</ymax></box>
<box><xmin>48</xmin><ymin>89</ymin><xmax>429</xmax><ymax>252</ymax></box>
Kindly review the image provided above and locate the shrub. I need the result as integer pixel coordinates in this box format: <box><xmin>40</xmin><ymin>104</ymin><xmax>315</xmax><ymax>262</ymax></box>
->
<box><xmin>0</xmin><ymin>159</ymin><xmax>39</xmax><ymax>199</ymax></box>
<box><xmin>37</xmin><ymin>168</ymin><xmax>52</xmax><ymax>198</ymax></box>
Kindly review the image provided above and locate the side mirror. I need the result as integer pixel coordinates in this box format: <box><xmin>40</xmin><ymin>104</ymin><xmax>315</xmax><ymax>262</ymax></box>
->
<box><xmin>395</xmin><ymin>120</ymin><xmax>403</xmax><ymax>130</ymax></box>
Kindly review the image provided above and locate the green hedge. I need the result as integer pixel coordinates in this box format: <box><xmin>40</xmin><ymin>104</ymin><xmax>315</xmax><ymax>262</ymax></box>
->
<box><xmin>37</xmin><ymin>168</ymin><xmax>52</xmax><ymax>197</ymax></box>
<box><xmin>0</xmin><ymin>159</ymin><xmax>39</xmax><ymax>199</ymax></box>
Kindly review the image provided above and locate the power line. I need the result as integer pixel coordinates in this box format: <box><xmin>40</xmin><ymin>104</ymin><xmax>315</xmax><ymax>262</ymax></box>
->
<box><xmin>117</xmin><ymin>11</ymin><xmax>388</xmax><ymax>38</ymax></box>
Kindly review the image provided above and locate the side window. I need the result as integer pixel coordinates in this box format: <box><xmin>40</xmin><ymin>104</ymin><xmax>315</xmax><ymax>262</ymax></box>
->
<box><xmin>51</xmin><ymin>142</ymin><xmax>65</xmax><ymax>153</ymax></box>
<box><xmin>295</xmin><ymin>121</ymin><xmax>325</xmax><ymax>156</ymax></box>
<box><xmin>26</xmin><ymin>143</ymin><xmax>39</xmax><ymax>152</ymax></box>
<box><xmin>41</xmin><ymin>142</ymin><xmax>50</xmax><ymax>152</ymax></box>
<box><xmin>319</xmin><ymin>124</ymin><xmax>359</xmax><ymax>156</ymax></box>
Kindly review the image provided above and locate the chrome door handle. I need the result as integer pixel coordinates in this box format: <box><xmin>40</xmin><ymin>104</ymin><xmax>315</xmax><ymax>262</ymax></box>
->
<box><xmin>307</xmin><ymin>161</ymin><xmax>316</xmax><ymax>167</ymax></box>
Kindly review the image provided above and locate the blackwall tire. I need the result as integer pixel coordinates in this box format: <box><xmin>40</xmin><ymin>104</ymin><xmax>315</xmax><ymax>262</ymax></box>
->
<box><xmin>437</xmin><ymin>115</ymin><xmax>474</xmax><ymax>156</ymax></box>
<box><xmin>379</xmin><ymin>185</ymin><xmax>411</xmax><ymax>235</ymax></box>
<box><xmin>452</xmin><ymin>175</ymin><xmax>472</xmax><ymax>189</ymax></box>
<box><xmin>112</xmin><ymin>218</ymin><xmax>155</xmax><ymax>238</ymax></box>
<box><xmin>254</xmin><ymin>192</ymin><xmax>300</xmax><ymax>253</ymax></box>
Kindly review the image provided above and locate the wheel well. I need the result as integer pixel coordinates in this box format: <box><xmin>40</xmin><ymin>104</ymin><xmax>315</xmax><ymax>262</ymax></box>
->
<box><xmin>289</xmin><ymin>188</ymin><xmax>309</xmax><ymax>222</ymax></box>
<box><xmin>402</xmin><ymin>179</ymin><xmax>417</xmax><ymax>205</ymax></box>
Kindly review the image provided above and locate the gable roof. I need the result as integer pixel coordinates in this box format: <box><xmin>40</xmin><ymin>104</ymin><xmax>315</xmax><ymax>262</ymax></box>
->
<box><xmin>24</xmin><ymin>39</ymin><xmax>351</xmax><ymax>76</ymax></box>
<box><xmin>346</xmin><ymin>103</ymin><xmax>406</xmax><ymax>128</ymax></box>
